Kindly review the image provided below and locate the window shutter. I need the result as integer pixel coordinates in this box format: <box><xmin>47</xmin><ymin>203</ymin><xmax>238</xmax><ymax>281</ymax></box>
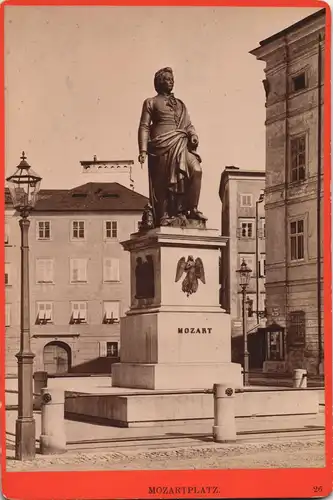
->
<box><xmin>72</xmin><ymin>302</ymin><xmax>80</xmax><ymax>320</ymax></box>
<box><xmin>45</xmin><ymin>260</ymin><xmax>53</xmax><ymax>282</ymax></box>
<box><xmin>104</xmin><ymin>258</ymin><xmax>120</xmax><ymax>282</ymax></box>
<box><xmin>5</xmin><ymin>263</ymin><xmax>10</xmax><ymax>285</ymax></box>
<box><xmin>71</xmin><ymin>259</ymin><xmax>87</xmax><ymax>282</ymax></box>
<box><xmin>38</xmin><ymin>302</ymin><xmax>45</xmax><ymax>319</ymax></box>
<box><xmin>5</xmin><ymin>304</ymin><xmax>10</xmax><ymax>326</ymax></box>
<box><xmin>71</xmin><ymin>259</ymin><xmax>77</xmax><ymax>282</ymax></box>
<box><xmin>79</xmin><ymin>302</ymin><xmax>87</xmax><ymax>320</ymax></box>
<box><xmin>99</xmin><ymin>341</ymin><xmax>107</xmax><ymax>357</ymax></box>
<box><xmin>5</xmin><ymin>223</ymin><xmax>9</xmax><ymax>244</ymax></box>
<box><xmin>78</xmin><ymin>259</ymin><xmax>87</xmax><ymax>282</ymax></box>
<box><xmin>36</xmin><ymin>260</ymin><xmax>44</xmax><ymax>282</ymax></box>
<box><xmin>45</xmin><ymin>303</ymin><xmax>52</xmax><ymax>320</ymax></box>
<box><xmin>104</xmin><ymin>301</ymin><xmax>120</xmax><ymax>321</ymax></box>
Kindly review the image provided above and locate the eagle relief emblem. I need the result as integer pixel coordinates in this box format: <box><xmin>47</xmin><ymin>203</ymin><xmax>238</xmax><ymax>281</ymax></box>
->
<box><xmin>175</xmin><ymin>255</ymin><xmax>206</xmax><ymax>297</ymax></box>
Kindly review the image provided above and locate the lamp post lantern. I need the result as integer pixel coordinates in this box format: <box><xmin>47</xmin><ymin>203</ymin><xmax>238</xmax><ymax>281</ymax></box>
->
<box><xmin>237</xmin><ymin>259</ymin><xmax>252</xmax><ymax>386</ymax></box>
<box><xmin>6</xmin><ymin>152</ymin><xmax>42</xmax><ymax>460</ymax></box>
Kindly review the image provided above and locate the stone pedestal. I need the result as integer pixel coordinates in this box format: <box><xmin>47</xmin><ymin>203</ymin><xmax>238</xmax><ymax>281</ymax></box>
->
<box><xmin>112</xmin><ymin>227</ymin><xmax>242</xmax><ymax>390</ymax></box>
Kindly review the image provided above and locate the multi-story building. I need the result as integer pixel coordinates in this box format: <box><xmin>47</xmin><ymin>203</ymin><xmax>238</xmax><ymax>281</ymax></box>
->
<box><xmin>250</xmin><ymin>9</ymin><xmax>325</xmax><ymax>374</ymax></box>
<box><xmin>5</xmin><ymin>181</ymin><xmax>147</xmax><ymax>376</ymax></box>
<box><xmin>219</xmin><ymin>166</ymin><xmax>266</xmax><ymax>367</ymax></box>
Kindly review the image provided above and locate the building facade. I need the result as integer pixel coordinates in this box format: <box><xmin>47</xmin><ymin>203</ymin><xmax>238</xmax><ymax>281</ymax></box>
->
<box><xmin>251</xmin><ymin>9</ymin><xmax>325</xmax><ymax>374</ymax></box>
<box><xmin>5</xmin><ymin>181</ymin><xmax>147</xmax><ymax>376</ymax></box>
<box><xmin>80</xmin><ymin>157</ymin><xmax>135</xmax><ymax>190</ymax></box>
<box><xmin>219</xmin><ymin>166</ymin><xmax>266</xmax><ymax>367</ymax></box>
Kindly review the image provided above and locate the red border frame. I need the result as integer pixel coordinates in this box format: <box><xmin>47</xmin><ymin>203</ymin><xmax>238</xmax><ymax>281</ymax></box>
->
<box><xmin>0</xmin><ymin>1</ymin><xmax>332</xmax><ymax>499</ymax></box>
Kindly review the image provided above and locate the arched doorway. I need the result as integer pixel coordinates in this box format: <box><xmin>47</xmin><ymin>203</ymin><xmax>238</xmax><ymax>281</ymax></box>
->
<box><xmin>43</xmin><ymin>341</ymin><xmax>71</xmax><ymax>375</ymax></box>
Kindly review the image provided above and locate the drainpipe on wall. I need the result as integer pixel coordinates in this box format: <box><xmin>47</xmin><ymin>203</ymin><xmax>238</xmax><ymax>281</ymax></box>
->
<box><xmin>284</xmin><ymin>38</ymin><xmax>290</xmax><ymax>366</ymax></box>
<box><xmin>317</xmin><ymin>33</ymin><xmax>323</xmax><ymax>373</ymax></box>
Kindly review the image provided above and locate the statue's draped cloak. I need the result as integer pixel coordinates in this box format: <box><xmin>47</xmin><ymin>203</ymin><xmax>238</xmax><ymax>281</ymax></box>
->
<box><xmin>138</xmin><ymin>94</ymin><xmax>201</xmax><ymax>220</ymax></box>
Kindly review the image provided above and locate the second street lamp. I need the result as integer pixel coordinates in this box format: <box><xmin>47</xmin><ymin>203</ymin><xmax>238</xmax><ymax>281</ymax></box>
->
<box><xmin>6</xmin><ymin>152</ymin><xmax>42</xmax><ymax>460</ymax></box>
<box><xmin>237</xmin><ymin>259</ymin><xmax>252</xmax><ymax>387</ymax></box>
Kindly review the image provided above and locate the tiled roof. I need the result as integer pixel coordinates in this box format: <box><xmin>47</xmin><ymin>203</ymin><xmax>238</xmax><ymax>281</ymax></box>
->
<box><xmin>5</xmin><ymin>182</ymin><xmax>148</xmax><ymax>212</ymax></box>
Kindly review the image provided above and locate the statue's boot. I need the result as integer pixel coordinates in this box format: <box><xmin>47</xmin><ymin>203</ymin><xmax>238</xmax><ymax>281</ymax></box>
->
<box><xmin>189</xmin><ymin>208</ymin><xmax>208</xmax><ymax>221</ymax></box>
<box><xmin>160</xmin><ymin>213</ymin><xmax>174</xmax><ymax>226</ymax></box>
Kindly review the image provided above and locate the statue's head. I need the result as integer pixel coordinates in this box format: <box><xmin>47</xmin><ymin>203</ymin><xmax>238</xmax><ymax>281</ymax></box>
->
<box><xmin>154</xmin><ymin>67</ymin><xmax>174</xmax><ymax>94</ymax></box>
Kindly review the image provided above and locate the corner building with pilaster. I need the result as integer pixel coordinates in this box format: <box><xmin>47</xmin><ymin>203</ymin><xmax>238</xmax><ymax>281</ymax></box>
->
<box><xmin>251</xmin><ymin>9</ymin><xmax>325</xmax><ymax>375</ymax></box>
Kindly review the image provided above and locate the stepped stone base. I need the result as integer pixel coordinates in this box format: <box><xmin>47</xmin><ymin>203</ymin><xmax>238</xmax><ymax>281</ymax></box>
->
<box><xmin>112</xmin><ymin>362</ymin><xmax>242</xmax><ymax>390</ymax></box>
<box><xmin>65</xmin><ymin>388</ymin><xmax>320</xmax><ymax>428</ymax></box>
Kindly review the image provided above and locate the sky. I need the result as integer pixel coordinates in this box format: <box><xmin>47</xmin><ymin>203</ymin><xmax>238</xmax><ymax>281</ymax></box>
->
<box><xmin>4</xmin><ymin>5</ymin><xmax>318</xmax><ymax>228</ymax></box>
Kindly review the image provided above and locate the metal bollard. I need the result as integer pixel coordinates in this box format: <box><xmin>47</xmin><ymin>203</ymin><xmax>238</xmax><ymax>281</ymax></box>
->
<box><xmin>212</xmin><ymin>384</ymin><xmax>236</xmax><ymax>443</ymax></box>
<box><xmin>40</xmin><ymin>388</ymin><xmax>66</xmax><ymax>455</ymax></box>
<box><xmin>293</xmin><ymin>368</ymin><xmax>307</xmax><ymax>388</ymax></box>
<box><xmin>33</xmin><ymin>371</ymin><xmax>48</xmax><ymax>410</ymax></box>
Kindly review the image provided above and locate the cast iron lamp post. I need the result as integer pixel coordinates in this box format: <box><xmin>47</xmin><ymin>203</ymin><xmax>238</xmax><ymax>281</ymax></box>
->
<box><xmin>6</xmin><ymin>152</ymin><xmax>42</xmax><ymax>460</ymax></box>
<box><xmin>237</xmin><ymin>259</ymin><xmax>252</xmax><ymax>386</ymax></box>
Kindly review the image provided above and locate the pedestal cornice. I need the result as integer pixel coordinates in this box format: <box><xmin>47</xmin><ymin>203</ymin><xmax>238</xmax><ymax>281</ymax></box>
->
<box><xmin>122</xmin><ymin>227</ymin><xmax>228</xmax><ymax>252</ymax></box>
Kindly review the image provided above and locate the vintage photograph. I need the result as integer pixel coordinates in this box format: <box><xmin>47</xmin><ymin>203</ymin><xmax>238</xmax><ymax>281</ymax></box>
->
<box><xmin>2</xmin><ymin>1</ymin><xmax>330</xmax><ymax>488</ymax></box>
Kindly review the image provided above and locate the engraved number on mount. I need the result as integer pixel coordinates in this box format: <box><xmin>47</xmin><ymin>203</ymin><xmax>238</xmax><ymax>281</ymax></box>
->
<box><xmin>175</xmin><ymin>255</ymin><xmax>206</xmax><ymax>297</ymax></box>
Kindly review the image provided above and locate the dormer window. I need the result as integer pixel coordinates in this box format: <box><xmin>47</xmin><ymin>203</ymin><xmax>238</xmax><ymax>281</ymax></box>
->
<box><xmin>72</xmin><ymin>192</ymin><xmax>87</xmax><ymax>198</ymax></box>
<box><xmin>101</xmin><ymin>193</ymin><xmax>119</xmax><ymax>199</ymax></box>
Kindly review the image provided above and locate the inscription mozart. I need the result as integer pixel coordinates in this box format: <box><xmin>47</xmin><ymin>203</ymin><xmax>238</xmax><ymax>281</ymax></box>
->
<box><xmin>178</xmin><ymin>327</ymin><xmax>212</xmax><ymax>334</ymax></box>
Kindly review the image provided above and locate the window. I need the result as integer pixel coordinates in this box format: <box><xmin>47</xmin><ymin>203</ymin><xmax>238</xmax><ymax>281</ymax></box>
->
<box><xmin>36</xmin><ymin>302</ymin><xmax>53</xmax><ymax>324</ymax></box>
<box><xmin>5</xmin><ymin>263</ymin><xmax>10</xmax><ymax>285</ymax></box>
<box><xmin>107</xmin><ymin>342</ymin><xmax>118</xmax><ymax>357</ymax></box>
<box><xmin>259</xmin><ymin>258</ymin><xmax>266</xmax><ymax>277</ymax></box>
<box><xmin>71</xmin><ymin>220</ymin><xmax>85</xmax><ymax>239</ymax></box>
<box><xmin>246</xmin><ymin>296</ymin><xmax>254</xmax><ymax>318</ymax></box>
<box><xmin>290</xmin><ymin>135</ymin><xmax>306</xmax><ymax>182</ymax></box>
<box><xmin>291</xmin><ymin>72</ymin><xmax>306</xmax><ymax>92</ymax></box>
<box><xmin>5</xmin><ymin>223</ymin><xmax>9</xmax><ymax>245</ymax></box>
<box><xmin>36</xmin><ymin>259</ymin><xmax>54</xmax><ymax>283</ymax></box>
<box><xmin>5</xmin><ymin>304</ymin><xmax>11</xmax><ymax>327</ymax></box>
<box><xmin>37</xmin><ymin>221</ymin><xmax>51</xmax><ymax>240</ymax></box>
<box><xmin>239</xmin><ymin>221</ymin><xmax>253</xmax><ymax>238</ymax></box>
<box><xmin>70</xmin><ymin>259</ymin><xmax>87</xmax><ymax>283</ymax></box>
<box><xmin>288</xmin><ymin>310</ymin><xmax>306</xmax><ymax>345</ymax></box>
<box><xmin>103</xmin><ymin>258</ymin><xmax>120</xmax><ymax>282</ymax></box>
<box><xmin>290</xmin><ymin>220</ymin><xmax>304</xmax><ymax>261</ymax></box>
<box><xmin>103</xmin><ymin>301</ymin><xmax>120</xmax><ymax>324</ymax></box>
<box><xmin>267</xmin><ymin>330</ymin><xmax>285</xmax><ymax>361</ymax></box>
<box><xmin>261</xmin><ymin>219</ymin><xmax>266</xmax><ymax>239</ymax></box>
<box><xmin>240</xmin><ymin>194</ymin><xmax>253</xmax><ymax>207</ymax></box>
<box><xmin>71</xmin><ymin>302</ymin><xmax>87</xmax><ymax>323</ymax></box>
<box><xmin>239</xmin><ymin>254</ymin><xmax>255</xmax><ymax>276</ymax></box>
<box><xmin>105</xmin><ymin>221</ymin><xmax>118</xmax><ymax>239</ymax></box>
<box><xmin>99</xmin><ymin>341</ymin><xmax>119</xmax><ymax>357</ymax></box>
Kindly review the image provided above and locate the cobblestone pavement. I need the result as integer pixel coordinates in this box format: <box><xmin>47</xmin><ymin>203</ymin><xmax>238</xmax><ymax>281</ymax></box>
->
<box><xmin>6</xmin><ymin>439</ymin><xmax>325</xmax><ymax>472</ymax></box>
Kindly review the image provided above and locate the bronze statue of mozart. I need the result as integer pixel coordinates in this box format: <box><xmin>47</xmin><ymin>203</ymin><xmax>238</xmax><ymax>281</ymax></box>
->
<box><xmin>138</xmin><ymin>67</ymin><xmax>207</xmax><ymax>228</ymax></box>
